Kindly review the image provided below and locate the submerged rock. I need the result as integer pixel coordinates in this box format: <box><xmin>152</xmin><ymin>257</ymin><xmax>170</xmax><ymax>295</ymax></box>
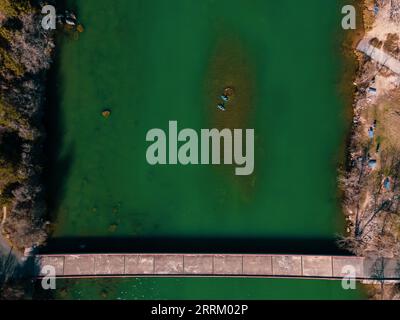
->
<box><xmin>108</xmin><ymin>223</ymin><xmax>118</xmax><ymax>233</ymax></box>
<box><xmin>224</xmin><ymin>87</ymin><xmax>235</xmax><ymax>97</ymax></box>
<box><xmin>102</xmin><ymin>109</ymin><xmax>111</xmax><ymax>118</ymax></box>
<box><xmin>76</xmin><ymin>24</ymin><xmax>85</xmax><ymax>33</ymax></box>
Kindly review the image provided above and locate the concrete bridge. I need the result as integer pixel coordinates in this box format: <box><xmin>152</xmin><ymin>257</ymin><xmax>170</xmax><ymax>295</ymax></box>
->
<box><xmin>34</xmin><ymin>253</ymin><xmax>400</xmax><ymax>282</ymax></box>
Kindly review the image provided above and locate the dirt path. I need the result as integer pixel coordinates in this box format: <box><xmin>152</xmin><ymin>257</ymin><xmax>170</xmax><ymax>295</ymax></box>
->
<box><xmin>0</xmin><ymin>207</ymin><xmax>23</xmax><ymax>262</ymax></box>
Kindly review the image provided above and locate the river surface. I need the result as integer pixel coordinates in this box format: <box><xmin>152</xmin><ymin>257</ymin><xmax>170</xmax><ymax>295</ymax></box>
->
<box><xmin>41</xmin><ymin>0</ymin><xmax>365</xmax><ymax>299</ymax></box>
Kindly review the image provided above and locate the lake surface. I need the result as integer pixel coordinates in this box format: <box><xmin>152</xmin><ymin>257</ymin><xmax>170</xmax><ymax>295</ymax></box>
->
<box><xmin>42</xmin><ymin>0</ymin><xmax>364</xmax><ymax>299</ymax></box>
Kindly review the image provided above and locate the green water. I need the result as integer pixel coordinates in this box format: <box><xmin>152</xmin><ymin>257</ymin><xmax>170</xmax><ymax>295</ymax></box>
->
<box><xmin>44</xmin><ymin>0</ymin><xmax>364</xmax><ymax>299</ymax></box>
<box><xmin>51</xmin><ymin>278</ymin><xmax>363</xmax><ymax>300</ymax></box>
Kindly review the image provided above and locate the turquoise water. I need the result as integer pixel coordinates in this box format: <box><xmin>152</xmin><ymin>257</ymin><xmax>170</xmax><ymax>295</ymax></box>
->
<box><xmin>41</xmin><ymin>0</ymin><xmax>364</xmax><ymax>299</ymax></box>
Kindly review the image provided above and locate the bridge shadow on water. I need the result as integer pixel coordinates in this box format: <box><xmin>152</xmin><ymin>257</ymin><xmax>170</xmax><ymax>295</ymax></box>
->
<box><xmin>40</xmin><ymin>236</ymin><xmax>350</xmax><ymax>255</ymax></box>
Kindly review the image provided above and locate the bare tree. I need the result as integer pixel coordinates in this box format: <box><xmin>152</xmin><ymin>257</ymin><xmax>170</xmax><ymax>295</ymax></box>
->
<box><xmin>0</xmin><ymin>249</ymin><xmax>24</xmax><ymax>300</ymax></box>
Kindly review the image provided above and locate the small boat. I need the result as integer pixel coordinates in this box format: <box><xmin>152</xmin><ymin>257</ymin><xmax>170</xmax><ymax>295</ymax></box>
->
<box><xmin>217</xmin><ymin>104</ymin><xmax>226</xmax><ymax>111</ymax></box>
<box><xmin>65</xmin><ymin>17</ymin><xmax>77</xmax><ymax>26</ymax></box>
<box><xmin>220</xmin><ymin>95</ymin><xmax>229</xmax><ymax>102</ymax></box>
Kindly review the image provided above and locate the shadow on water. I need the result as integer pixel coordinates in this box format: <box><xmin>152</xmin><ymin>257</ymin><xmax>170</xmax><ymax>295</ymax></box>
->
<box><xmin>40</xmin><ymin>236</ymin><xmax>350</xmax><ymax>255</ymax></box>
<box><xmin>42</xmin><ymin>29</ymin><xmax>75</xmax><ymax>222</ymax></box>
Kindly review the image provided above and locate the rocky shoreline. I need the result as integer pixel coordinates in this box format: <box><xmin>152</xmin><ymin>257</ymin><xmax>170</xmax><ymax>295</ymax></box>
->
<box><xmin>340</xmin><ymin>0</ymin><xmax>400</xmax><ymax>299</ymax></box>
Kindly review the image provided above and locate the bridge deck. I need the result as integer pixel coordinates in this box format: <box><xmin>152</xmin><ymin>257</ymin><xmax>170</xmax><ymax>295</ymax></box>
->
<box><xmin>35</xmin><ymin>253</ymin><xmax>382</xmax><ymax>280</ymax></box>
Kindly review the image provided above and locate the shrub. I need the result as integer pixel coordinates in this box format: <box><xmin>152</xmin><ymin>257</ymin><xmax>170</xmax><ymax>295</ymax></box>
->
<box><xmin>0</xmin><ymin>27</ymin><xmax>13</xmax><ymax>43</ymax></box>
<box><xmin>0</xmin><ymin>158</ymin><xmax>20</xmax><ymax>191</ymax></box>
<box><xmin>0</xmin><ymin>0</ymin><xmax>32</xmax><ymax>18</ymax></box>
<box><xmin>0</xmin><ymin>100</ymin><xmax>32</xmax><ymax>138</ymax></box>
<box><xmin>0</xmin><ymin>47</ymin><xmax>24</xmax><ymax>77</ymax></box>
<box><xmin>10</xmin><ymin>13</ymin><xmax>53</xmax><ymax>74</ymax></box>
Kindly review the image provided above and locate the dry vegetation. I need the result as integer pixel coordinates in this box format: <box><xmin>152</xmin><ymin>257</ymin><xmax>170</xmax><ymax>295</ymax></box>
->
<box><xmin>0</xmin><ymin>0</ymin><xmax>54</xmax><ymax>250</ymax></box>
<box><xmin>339</xmin><ymin>0</ymin><xmax>400</xmax><ymax>299</ymax></box>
